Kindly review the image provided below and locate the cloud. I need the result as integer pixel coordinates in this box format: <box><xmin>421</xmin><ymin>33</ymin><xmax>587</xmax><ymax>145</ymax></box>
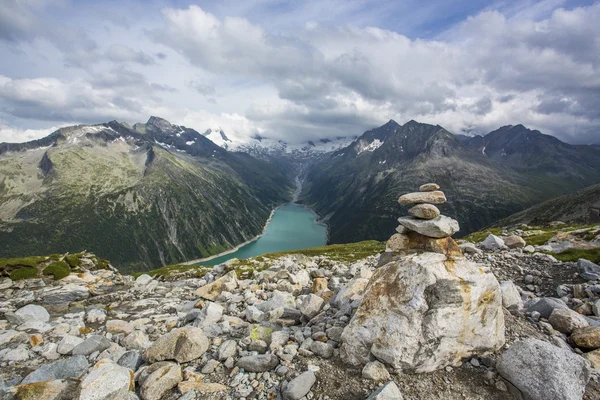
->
<box><xmin>1</xmin><ymin>1</ymin><xmax>599</xmax><ymax>145</ymax></box>
<box><xmin>148</xmin><ymin>3</ymin><xmax>600</xmax><ymax>144</ymax></box>
<box><xmin>0</xmin><ymin>122</ymin><xmax>64</xmax><ymax>143</ymax></box>
<box><xmin>0</xmin><ymin>74</ymin><xmax>157</xmax><ymax>124</ymax></box>
<box><xmin>104</xmin><ymin>44</ymin><xmax>155</xmax><ymax>65</ymax></box>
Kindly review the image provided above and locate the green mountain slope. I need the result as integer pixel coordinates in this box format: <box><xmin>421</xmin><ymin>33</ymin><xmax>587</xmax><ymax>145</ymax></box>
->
<box><xmin>302</xmin><ymin>120</ymin><xmax>600</xmax><ymax>244</ymax></box>
<box><xmin>0</xmin><ymin>118</ymin><xmax>293</xmax><ymax>272</ymax></box>
<box><xmin>495</xmin><ymin>183</ymin><xmax>600</xmax><ymax>227</ymax></box>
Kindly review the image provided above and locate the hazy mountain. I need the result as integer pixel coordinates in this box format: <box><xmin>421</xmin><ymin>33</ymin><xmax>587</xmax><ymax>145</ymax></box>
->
<box><xmin>301</xmin><ymin>120</ymin><xmax>600</xmax><ymax>244</ymax></box>
<box><xmin>0</xmin><ymin>117</ymin><xmax>292</xmax><ymax>272</ymax></box>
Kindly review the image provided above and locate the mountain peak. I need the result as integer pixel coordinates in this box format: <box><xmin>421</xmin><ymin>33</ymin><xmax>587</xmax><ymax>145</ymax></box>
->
<box><xmin>147</xmin><ymin>116</ymin><xmax>172</xmax><ymax>130</ymax></box>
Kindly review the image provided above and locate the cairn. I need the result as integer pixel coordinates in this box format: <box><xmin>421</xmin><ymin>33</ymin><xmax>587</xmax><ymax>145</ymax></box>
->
<box><xmin>385</xmin><ymin>183</ymin><xmax>462</xmax><ymax>256</ymax></box>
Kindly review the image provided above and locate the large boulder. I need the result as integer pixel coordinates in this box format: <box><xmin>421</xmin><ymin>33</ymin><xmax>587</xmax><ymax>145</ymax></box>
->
<box><xmin>144</xmin><ymin>327</ymin><xmax>209</xmax><ymax>363</ymax></box>
<box><xmin>340</xmin><ymin>252</ymin><xmax>505</xmax><ymax>373</ymax></box>
<box><xmin>496</xmin><ymin>338</ymin><xmax>590</xmax><ymax>400</ymax></box>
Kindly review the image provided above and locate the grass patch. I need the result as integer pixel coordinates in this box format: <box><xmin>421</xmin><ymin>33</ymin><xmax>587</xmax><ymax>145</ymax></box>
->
<box><xmin>65</xmin><ymin>254</ymin><xmax>82</xmax><ymax>267</ymax></box>
<box><xmin>0</xmin><ymin>256</ymin><xmax>47</xmax><ymax>268</ymax></box>
<box><xmin>259</xmin><ymin>240</ymin><xmax>385</xmax><ymax>263</ymax></box>
<box><xmin>43</xmin><ymin>261</ymin><xmax>71</xmax><ymax>280</ymax></box>
<box><xmin>553</xmin><ymin>248</ymin><xmax>600</xmax><ymax>264</ymax></box>
<box><xmin>9</xmin><ymin>267</ymin><xmax>40</xmax><ymax>281</ymax></box>
<box><xmin>524</xmin><ymin>231</ymin><xmax>558</xmax><ymax>246</ymax></box>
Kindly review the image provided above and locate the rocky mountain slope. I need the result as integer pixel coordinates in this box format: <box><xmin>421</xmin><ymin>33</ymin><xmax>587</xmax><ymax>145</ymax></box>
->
<box><xmin>301</xmin><ymin>120</ymin><xmax>600</xmax><ymax>244</ymax></box>
<box><xmin>495</xmin><ymin>183</ymin><xmax>600</xmax><ymax>227</ymax></box>
<box><xmin>0</xmin><ymin>117</ymin><xmax>292</xmax><ymax>272</ymax></box>
<box><xmin>1</xmin><ymin>200</ymin><xmax>600</xmax><ymax>399</ymax></box>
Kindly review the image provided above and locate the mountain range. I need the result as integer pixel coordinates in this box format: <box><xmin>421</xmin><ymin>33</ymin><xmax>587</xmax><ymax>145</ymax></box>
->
<box><xmin>0</xmin><ymin>117</ymin><xmax>292</xmax><ymax>272</ymax></box>
<box><xmin>300</xmin><ymin>120</ymin><xmax>600</xmax><ymax>244</ymax></box>
<box><xmin>2</xmin><ymin>117</ymin><xmax>599</xmax><ymax>272</ymax></box>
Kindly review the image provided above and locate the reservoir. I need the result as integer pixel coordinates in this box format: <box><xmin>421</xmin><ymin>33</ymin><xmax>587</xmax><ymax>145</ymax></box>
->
<box><xmin>197</xmin><ymin>203</ymin><xmax>327</xmax><ymax>266</ymax></box>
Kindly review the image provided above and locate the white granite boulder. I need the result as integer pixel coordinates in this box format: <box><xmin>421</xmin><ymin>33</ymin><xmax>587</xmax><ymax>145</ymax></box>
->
<box><xmin>340</xmin><ymin>252</ymin><xmax>505</xmax><ymax>373</ymax></box>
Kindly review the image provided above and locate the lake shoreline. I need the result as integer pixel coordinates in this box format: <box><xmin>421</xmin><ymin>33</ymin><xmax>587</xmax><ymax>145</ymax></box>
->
<box><xmin>180</xmin><ymin>205</ymin><xmax>281</xmax><ymax>266</ymax></box>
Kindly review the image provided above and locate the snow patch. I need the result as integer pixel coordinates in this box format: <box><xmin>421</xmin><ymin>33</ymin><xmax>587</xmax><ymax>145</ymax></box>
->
<box><xmin>185</xmin><ymin>140</ymin><xmax>195</xmax><ymax>145</ymax></box>
<box><xmin>357</xmin><ymin>139</ymin><xmax>383</xmax><ymax>155</ymax></box>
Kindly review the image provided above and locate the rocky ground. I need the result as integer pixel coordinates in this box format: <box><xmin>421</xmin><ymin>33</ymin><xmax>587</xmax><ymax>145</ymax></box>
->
<box><xmin>1</xmin><ymin>226</ymin><xmax>600</xmax><ymax>400</ymax></box>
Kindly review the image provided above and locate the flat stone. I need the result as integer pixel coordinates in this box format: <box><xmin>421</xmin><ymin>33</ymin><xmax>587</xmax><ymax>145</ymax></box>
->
<box><xmin>144</xmin><ymin>326</ymin><xmax>209</xmax><ymax>363</ymax></box>
<box><xmin>395</xmin><ymin>225</ymin><xmax>409</xmax><ymax>234</ymax></box>
<box><xmin>504</xmin><ymin>235</ymin><xmax>526</xmax><ymax>249</ymax></box>
<box><xmin>362</xmin><ymin>361</ymin><xmax>390</xmax><ymax>381</ymax></box>
<box><xmin>480</xmin><ymin>234</ymin><xmax>507</xmax><ymax>251</ymax></box>
<box><xmin>21</xmin><ymin>355</ymin><xmax>89</xmax><ymax>384</ymax></box>
<box><xmin>196</xmin><ymin>271</ymin><xmax>238</xmax><ymax>300</ymax></box>
<box><xmin>14</xmin><ymin>304</ymin><xmax>50</xmax><ymax>324</ymax></box>
<box><xmin>548</xmin><ymin>308</ymin><xmax>589</xmax><ymax>334</ymax></box>
<box><xmin>578</xmin><ymin>259</ymin><xmax>600</xmax><ymax>281</ymax></box>
<box><xmin>397</xmin><ymin>216</ymin><xmax>459</xmax><ymax>238</ymax></box>
<box><xmin>386</xmin><ymin>233</ymin><xmax>409</xmax><ymax>252</ymax></box>
<box><xmin>57</xmin><ymin>335</ymin><xmax>84</xmax><ymax>355</ymax></box>
<box><xmin>13</xmin><ymin>380</ymin><xmax>76</xmax><ymax>400</ymax></box>
<box><xmin>525</xmin><ymin>297</ymin><xmax>568</xmax><ymax>319</ymax></box>
<box><xmin>458</xmin><ymin>242</ymin><xmax>482</xmax><ymax>254</ymax></box>
<box><xmin>298</xmin><ymin>294</ymin><xmax>324</xmax><ymax>319</ymax></box>
<box><xmin>237</xmin><ymin>354</ymin><xmax>279</xmax><ymax>372</ymax></box>
<box><xmin>118</xmin><ymin>350</ymin><xmax>143</xmax><ymax>371</ymax></box>
<box><xmin>312</xmin><ymin>277</ymin><xmax>328</xmax><ymax>294</ymax></box>
<box><xmin>218</xmin><ymin>340</ymin><xmax>237</xmax><ymax>361</ymax></box>
<box><xmin>408</xmin><ymin>204</ymin><xmax>440</xmax><ymax>220</ymax></box>
<box><xmin>398</xmin><ymin>191</ymin><xmax>446</xmax><ymax>205</ymax></box>
<box><xmin>419</xmin><ymin>183</ymin><xmax>440</xmax><ymax>192</ymax></box>
<box><xmin>106</xmin><ymin>320</ymin><xmax>133</xmax><ymax>335</ymax></box>
<box><xmin>310</xmin><ymin>341</ymin><xmax>334</xmax><ymax>358</ymax></box>
<box><xmin>139</xmin><ymin>361</ymin><xmax>182</xmax><ymax>400</ymax></box>
<box><xmin>571</xmin><ymin>326</ymin><xmax>600</xmax><ymax>350</ymax></box>
<box><xmin>79</xmin><ymin>359</ymin><xmax>134</xmax><ymax>400</ymax></box>
<box><xmin>366</xmin><ymin>381</ymin><xmax>404</xmax><ymax>399</ymax></box>
<box><xmin>72</xmin><ymin>335</ymin><xmax>111</xmax><ymax>356</ymax></box>
<box><xmin>283</xmin><ymin>371</ymin><xmax>316</xmax><ymax>400</ymax></box>
<box><xmin>499</xmin><ymin>281</ymin><xmax>522</xmax><ymax>310</ymax></box>
<box><xmin>497</xmin><ymin>338</ymin><xmax>590</xmax><ymax>400</ymax></box>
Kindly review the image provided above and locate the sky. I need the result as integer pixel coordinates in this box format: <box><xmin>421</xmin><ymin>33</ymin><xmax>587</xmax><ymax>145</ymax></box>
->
<box><xmin>0</xmin><ymin>0</ymin><xmax>599</xmax><ymax>145</ymax></box>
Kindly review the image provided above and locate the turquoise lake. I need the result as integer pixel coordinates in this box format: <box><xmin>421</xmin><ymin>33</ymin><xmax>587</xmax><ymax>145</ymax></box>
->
<box><xmin>197</xmin><ymin>203</ymin><xmax>327</xmax><ymax>266</ymax></box>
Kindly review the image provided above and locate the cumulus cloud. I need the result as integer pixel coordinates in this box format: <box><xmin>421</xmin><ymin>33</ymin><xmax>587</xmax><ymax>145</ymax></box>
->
<box><xmin>151</xmin><ymin>3</ymin><xmax>600</xmax><ymax>144</ymax></box>
<box><xmin>0</xmin><ymin>74</ymin><xmax>154</xmax><ymax>124</ymax></box>
<box><xmin>1</xmin><ymin>1</ymin><xmax>599</xmax><ymax>145</ymax></box>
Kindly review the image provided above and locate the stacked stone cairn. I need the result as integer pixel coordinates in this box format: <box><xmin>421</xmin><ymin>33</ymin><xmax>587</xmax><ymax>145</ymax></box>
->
<box><xmin>340</xmin><ymin>183</ymin><xmax>505</xmax><ymax>373</ymax></box>
<box><xmin>386</xmin><ymin>182</ymin><xmax>462</xmax><ymax>257</ymax></box>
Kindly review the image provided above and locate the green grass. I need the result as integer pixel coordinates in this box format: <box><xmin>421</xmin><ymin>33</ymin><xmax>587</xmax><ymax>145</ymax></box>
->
<box><xmin>43</xmin><ymin>261</ymin><xmax>71</xmax><ymax>280</ymax></box>
<box><xmin>553</xmin><ymin>248</ymin><xmax>600</xmax><ymax>264</ymax></box>
<box><xmin>463</xmin><ymin>228</ymin><xmax>502</xmax><ymax>243</ymax></box>
<box><xmin>136</xmin><ymin>240</ymin><xmax>385</xmax><ymax>279</ymax></box>
<box><xmin>524</xmin><ymin>231</ymin><xmax>558</xmax><ymax>246</ymax></box>
<box><xmin>259</xmin><ymin>240</ymin><xmax>385</xmax><ymax>262</ymax></box>
<box><xmin>0</xmin><ymin>256</ymin><xmax>47</xmax><ymax>268</ymax></box>
<box><xmin>65</xmin><ymin>254</ymin><xmax>82</xmax><ymax>267</ymax></box>
<box><xmin>9</xmin><ymin>267</ymin><xmax>40</xmax><ymax>281</ymax></box>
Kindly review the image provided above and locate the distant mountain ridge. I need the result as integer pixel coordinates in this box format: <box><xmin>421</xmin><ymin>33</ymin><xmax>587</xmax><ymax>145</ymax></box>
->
<box><xmin>301</xmin><ymin>120</ymin><xmax>600</xmax><ymax>244</ymax></box>
<box><xmin>0</xmin><ymin>117</ymin><xmax>292</xmax><ymax>272</ymax></box>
